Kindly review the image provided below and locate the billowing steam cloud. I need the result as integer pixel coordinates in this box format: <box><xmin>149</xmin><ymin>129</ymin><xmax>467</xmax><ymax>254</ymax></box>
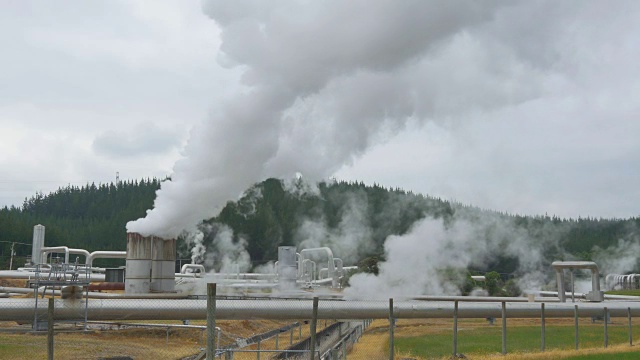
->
<box><xmin>344</xmin><ymin>209</ymin><xmax>566</xmax><ymax>299</ymax></box>
<box><xmin>127</xmin><ymin>1</ymin><xmax>534</xmax><ymax>238</ymax></box>
<box><xmin>127</xmin><ymin>0</ymin><xmax>639</xmax><ymax>304</ymax></box>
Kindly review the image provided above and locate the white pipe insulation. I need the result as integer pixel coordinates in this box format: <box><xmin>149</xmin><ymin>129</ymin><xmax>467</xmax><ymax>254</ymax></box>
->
<box><xmin>87</xmin><ymin>251</ymin><xmax>127</xmax><ymax>267</ymax></box>
<box><xmin>2</xmin><ymin>298</ymin><xmax>640</xmax><ymax>321</ymax></box>
<box><xmin>299</xmin><ymin>248</ymin><xmax>337</xmax><ymax>287</ymax></box>
<box><xmin>551</xmin><ymin>261</ymin><xmax>604</xmax><ymax>302</ymax></box>
<box><xmin>40</xmin><ymin>246</ymin><xmax>70</xmax><ymax>264</ymax></box>
<box><xmin>180</xmin><ymin>264</ymin><xmax>205</xmax><ymax>276</ymax></box>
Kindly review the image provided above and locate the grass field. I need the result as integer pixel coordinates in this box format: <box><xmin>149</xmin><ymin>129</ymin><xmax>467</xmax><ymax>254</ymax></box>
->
<box><xmin>350</xmin><ymin>317</ymin><xmax>640</xmax><ymax>360</ymax></box>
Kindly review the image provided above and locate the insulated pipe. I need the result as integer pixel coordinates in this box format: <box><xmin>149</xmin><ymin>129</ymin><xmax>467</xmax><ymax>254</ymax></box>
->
<box><xmin>302</xmin><ymin>259</ymin><xmax>316</xmax><ymax>282</ymax></box>
<box><xmin>87</xmin><ymin>251</ymin><xmax>127</xmax><ymax>268</ymax></box>
<box><xmin>5</xmin><ymin>299</ymin><xmax>640</xmax><ymax>321</ymax></box>
<box><xmin>0</xmin><ymin>286</ymin><xmax>188</xmax><ymax>299</ymax></box>
<box><xmin>41</xmin><ymin>246</ymin><xmax>70</xmax><ymax>264</ymax></box>
<box><xmin>0</xmin><ymin>270</ymin><xmax>106</xmax><ymax>281</ymax></box>
<box><xmin>551</xmin><ymin>261</ymin><xmax>603</xmax><ymax>302</ymax></box>
<box><xmin>334</xmin><ymin>258</ymin><xmax>343</xmax><ymax>277</ymax></box>
<box><xmin>299</xmin><ymin>248</ymin><xmax>337</xmax><ymax>287</ymax></box>
<box><xmin>31</xmin><ymin>225</ymin><xmax>46</xmax><ymax>265</ymax></box>
<box><xmin>181</xmin><ymin>264</ymin><xmax>205</xmax><ymax>276</ymax></box>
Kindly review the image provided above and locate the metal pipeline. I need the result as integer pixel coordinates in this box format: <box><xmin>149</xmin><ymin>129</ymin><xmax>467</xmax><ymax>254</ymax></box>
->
<box><xmin>180</xmin><ymin>264</ymin><xmax>205</xmax><ymax>276</ymax></box>
<box><xmin>87</xmin><ymin>251</ymin><xmax>127</xmax><ymax>267</ymax></box>
<box><xmin>41</xmin><ymin>246</ymin><xmax>70</xmax><ymax>264</ymax></box>
<box><xmin>0</xmin><ymin>270</ymin><xmax>106</xmax><ymax>282</ymax></box>
<box><xmin>299</xmin><ymin>248</ymin><xmax>337</xmax><ymax>287</ymax></box>
<box><xmin>552</xmin><ymin>261</ymin><xmax>603</xmax><ymax>302</ymax></box>
<box><xmin>0</xmin><ymin>286</ymin><xmax>189</xmax><ymax>299</ymax></box>
<box><xmin>3</xmin><ymin>298</ymin><xmax>640</xmax><ymax>321</ymax></box>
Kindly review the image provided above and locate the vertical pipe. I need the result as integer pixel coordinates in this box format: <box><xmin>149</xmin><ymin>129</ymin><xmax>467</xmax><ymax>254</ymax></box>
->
<box><xmin>541</xmin><ymin>303</ymin><xmax>545</xmax><ymax>352</ymax></box>
<box><xmin>571</xmin><ymin>270</ymin><xmax>575</xmax><ymax>303</ymax></box>
<box><xmin>84</xmin><ymin>284</ymin><xmax>89</xmax><ymax>331</ymax></box>
<box><xmin>33</xmin><ymin>285</ymin><xmax>39</xmax><ymax>330</ymax></box>
<box><xmin>207</xmin><ymin>283</ymin><xmax>217</xmax><ymax>360</ymax></box>
<box><xmin>389</xmin><ymin>298</ymin><xmax>394</xmax><ymax>360</ymax></box>
<box><xmin>629</xmin><ymin>307</ymin><xmax>633</xmax><ymax>346</ymax></box>
<box><xmin>556</xmin><ymin>270</ymin><xmax>566</xmax><ymax>302</ymax></box>
<box><xmin>574</xmin><ymin>305</ymin><xmax>579</xmax><ymax>350</ymax></box>
<box><xmin>310</xmin><ymin>297</ymin><xmax>319</xmax><ymax>360</ymax></box>
<box><xmin>453</xmin><ymin>300</ymin><xmax>458</xmax><ymax>357</ymax></box>
<box><xmin>501</xmin><ymin>302</ymin><xmax>507</xmax><ymax>355</ymax></box>
<box><xmin>604</xmin><ymin>307</ymin><xmax>609</xmax><ymax>348</ymax></box>
<box><xmin>47</xmin><ymin>297</ymin><xmax>54</xmax><ymax>360</ymax></box>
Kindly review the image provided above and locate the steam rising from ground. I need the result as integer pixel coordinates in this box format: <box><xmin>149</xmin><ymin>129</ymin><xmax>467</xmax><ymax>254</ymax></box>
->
<box><xmin>344</xmin><ymin>212</ymin><xmax>562</xmax><ymax>300</ymax></box>
<box><xmin>183</xmin><ymin>224</ymin><xmax>251</xmax><ymax>273</ymax></box>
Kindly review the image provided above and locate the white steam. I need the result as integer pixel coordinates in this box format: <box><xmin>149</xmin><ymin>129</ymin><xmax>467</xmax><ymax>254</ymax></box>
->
<box><xmin>296</xmin><ymin>190</ymin><xmax>374</xmax><ymax>261</ymax></box>
<box><xmin>344</xmin><ymin>212</ymin><xmax>565</xmax><ymax>300</ymax></box>
<box><xmin>126</xmin><ymin>1</ymin><xmax>530</xmax><ymax>238</ymax></box>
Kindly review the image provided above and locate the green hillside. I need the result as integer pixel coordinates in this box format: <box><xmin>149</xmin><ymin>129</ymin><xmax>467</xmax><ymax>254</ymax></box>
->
<box><xmin>1</xmin><ymin>177</ymin><xmax>638</xmax><ymax>279</ymax></box>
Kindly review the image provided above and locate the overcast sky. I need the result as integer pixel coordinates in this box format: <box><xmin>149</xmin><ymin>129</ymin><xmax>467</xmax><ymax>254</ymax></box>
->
<box><xmin>1</xmin><ymin>1</ymin><xmax>639</xmax><ymax>222</ymax></box>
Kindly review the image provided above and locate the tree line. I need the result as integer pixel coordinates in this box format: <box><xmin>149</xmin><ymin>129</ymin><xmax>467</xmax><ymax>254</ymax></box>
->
<box><xmin>1</xmin><ymin>177</ymin><xmax>639</xmax><ymax>277</ymax></box>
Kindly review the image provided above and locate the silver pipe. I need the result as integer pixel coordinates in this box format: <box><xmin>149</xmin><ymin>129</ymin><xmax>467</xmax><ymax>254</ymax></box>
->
<box><xmin>87</xmin><ymin>251</ymin><xmax>127</xmax><ymax>267</ymax></box>
<box><xmin>41</xmin><ymin>246</ymin><xmax>70</xmax><ymax>264</ymax></box>
<box><xmin>3</xmin><ymin>299</ymin><xmax>640</xmax><ymax>321</ymax></box>
<box><xmin>299</xmin><ymin>248</ymin><xmax>337</xmax><ymax>287</ymax></box>
<box><xmin>0</xmin><ymin>286</ymin><xmax>190</xmax><ymax>299</ymax></box>
<box><xmin>181</xmin><ymin>264</ymin><xmax>205</xmax><ymax>276</ymax></box>
<box><xmin>0</xmin><ymin>270</ymin><xmax>106</xmax><ymax>282</ymax></box>
<box><xmin>551</xmin><ymin>261</ymin><xmax>603</xmax><ymax>302</ymax></box>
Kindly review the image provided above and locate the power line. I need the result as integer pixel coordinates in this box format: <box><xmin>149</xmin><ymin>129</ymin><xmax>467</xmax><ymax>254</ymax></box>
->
<box><xmin>0</xmin><ymin>241</ymin><xmax>31</xmax><ymax>246</ymax></box>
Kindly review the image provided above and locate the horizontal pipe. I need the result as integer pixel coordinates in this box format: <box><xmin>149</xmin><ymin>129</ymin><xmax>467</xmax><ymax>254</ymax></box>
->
<box><xmin>0</xmin><ymin>270</ymin><xmax>106</xmax><ymax>282</ymax></box>
<box><xmin>3</xmin><ymin>298</ymin><xmax>640</xmax><ymax>321</ymax></box>
<box><xmin>0</xmin><ymin>286</ymin><xmax>189</xmax><ymax>299</ymax></box>
<box><xmin>89</xmin><ymin>283</ymin><xmax>125</xmax><ymax>291</ymax></box>
<box><xmin>88</xmin><ymin>251</ymin><xmax>127</xmax><ymax>267</ymax></box>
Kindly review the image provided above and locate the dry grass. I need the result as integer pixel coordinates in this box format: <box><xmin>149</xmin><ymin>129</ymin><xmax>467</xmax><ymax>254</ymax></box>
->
<box><xmin>0</xmin><ymin>319</ymin><xmax>312</xmax><ymax>360</ymax></box>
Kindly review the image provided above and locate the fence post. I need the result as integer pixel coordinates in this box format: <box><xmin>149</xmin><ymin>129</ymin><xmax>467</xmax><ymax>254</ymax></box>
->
<box><xmin>310</xmin><ymin>297</ymin><xmax>319</xmax><ymax>360</ymax></box>
<box><xmin>47</xmin><ymin>297</ymin><xmax>54</xmax><ymax>360</ymax></box>
<box><xmin>629</xmin><ymin>307</ymin><xmax>633</xmax><ymax>346</ymax></box>
<box><xmin>389</xmin><ymin>298</ymin><xmax>394</xmax><ymax>360</ymax></box>
<box><xmin>541</xmin><ymin>303</ymin><xmax>545</xmax><ymax>352</ymax></box>
<box><xmin>207</xmin><ymin>283</ymin><xmax>217</xmax><ymax>360</ymax></box>
<box><xmin>257</xmin><ymin>339</ymin><xmax>261</xmax><ymax>360</ymax></box>
<box><xmin>574</xmin><ymin>305</ymin><xmax>579</xmax><ymax>350</ymax></box>
<box><xmin>453</xmin><ymin>300</ymin><xmax>458</xmax><ymax>357</ymax></box>
<box><xmin>290</xmin><ymin>327</ymin><xmax>294</xmax><ymax>345</ymax></box>
<box><xmin>501</xmin><ymin>302</ymin><xmax>507</xmax><ymax>355</ymax></box>
<box><xmin>604</xmin><ymin>307</ymin><xmax>609</xmax><ymax>348</ymax></box>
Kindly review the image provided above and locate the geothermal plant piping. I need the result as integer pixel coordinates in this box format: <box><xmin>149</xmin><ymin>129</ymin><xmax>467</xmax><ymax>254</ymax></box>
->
<box><xmin>1</xmin><ymin>298</ymin><xmax>640</xmax><ymax>322</ymax></box>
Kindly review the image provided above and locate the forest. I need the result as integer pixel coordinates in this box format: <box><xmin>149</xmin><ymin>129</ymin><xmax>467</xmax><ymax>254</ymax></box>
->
<box><xmin>1</xmin><ymin>177</ymin><xmax>639</xmax><ymax>279</ymax></box>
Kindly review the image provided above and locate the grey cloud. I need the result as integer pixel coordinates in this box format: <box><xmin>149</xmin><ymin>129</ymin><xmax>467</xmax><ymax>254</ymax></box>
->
<box><xmin>92</xmin><ymin>123</ymin><xmax>183</xmax><ymax>158</ymax></box>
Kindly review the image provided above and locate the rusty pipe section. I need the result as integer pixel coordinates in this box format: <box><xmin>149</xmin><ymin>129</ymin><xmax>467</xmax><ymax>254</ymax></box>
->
<box><xmin>3</xmin><ymin>298</ymin><xmax>640</xmax><ymax>322</ymax></box>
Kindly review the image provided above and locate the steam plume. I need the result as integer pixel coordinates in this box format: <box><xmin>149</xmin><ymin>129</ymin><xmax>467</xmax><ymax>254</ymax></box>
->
<box><xmin>126</xmin><ymin>1</ymin><xmax>523</xmax><ymax>238</ymax></box>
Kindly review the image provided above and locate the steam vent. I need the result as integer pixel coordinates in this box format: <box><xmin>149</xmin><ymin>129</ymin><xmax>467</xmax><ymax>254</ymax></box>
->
<box><xmin>125</xmin><ymin>232</ymin><xmax>176</xmax><ymax>294</ymax></box>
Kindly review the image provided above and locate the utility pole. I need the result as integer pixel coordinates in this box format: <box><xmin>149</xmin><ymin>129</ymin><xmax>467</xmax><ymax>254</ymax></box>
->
<box><xmin>9</xmin><ymin>242</ymin><xmax>15</xmax><ymax>270</ymax></box>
